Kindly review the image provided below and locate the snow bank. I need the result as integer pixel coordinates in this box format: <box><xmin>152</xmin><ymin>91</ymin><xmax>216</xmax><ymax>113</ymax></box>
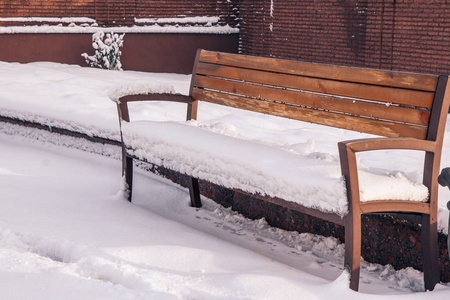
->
<box><xmin>0</xmin><ymin>61</ymin><xmax>190</xmax><ymax>141</ymax></box>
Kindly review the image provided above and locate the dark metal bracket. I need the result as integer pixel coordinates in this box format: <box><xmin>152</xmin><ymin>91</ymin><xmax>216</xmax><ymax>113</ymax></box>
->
<box><xmin>438</xmin><ymin>167</ymin><xmax>450</xmax><ymax>258</ymax></box>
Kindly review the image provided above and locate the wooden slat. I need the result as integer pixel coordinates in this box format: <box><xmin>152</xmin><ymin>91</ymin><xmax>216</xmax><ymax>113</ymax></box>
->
<box><xmin>360</xmin><ymin>201</ymin><xmax>430</xmax><ymax>214</ymax></box>
<box><xmin>199</xmin><ymin>50</ymin><xmax>439</xmax><ymax>92</ymax></box>
<box><xmin>425</xmin><ymin>75</ymin><xmax>450</xmax><ymax>141</ymax></box>
<box><xmin>120</xmin><ymin>93</ymin><xmax>194</xmax><ymax>104</ymax></box>
<box><xmin>192</xmin><ymin>88</ymin><xmax>428</xmax><ymax>139</ymax></box>
<box><xmin>196</xmin><ymin>62</ymin><xmax>435</xmax><ymax>108</ymax></box>
<box><xmin>194</xmin><ymin>76</ymin><xmax>431</xmax><ymax>126</ymax></box>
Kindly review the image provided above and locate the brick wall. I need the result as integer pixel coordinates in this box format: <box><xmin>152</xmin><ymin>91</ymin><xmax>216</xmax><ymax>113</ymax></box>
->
<box><xmin>135</xmin><ymin>0</ymin><xmax>239</xmax><ymax>26</ymax></box>
<box><xmin>1</xmin><ymin>1</ymin><xmax>449</xmax><ymax>73</ymax></box>
<box><xmin>0</xmin><ymin>0</ymin><xmax>97</xmax><ymax>20</ymax></box>
<box><xmin>0</xmin><ymin>0</ymin><xmax>238</xmax><ymax>26</ymax></box>
<box><xmin>238</xmin><ymin>0</ymin><xmax>450</xmax><ymax>75</ymax></box>
<box><xmin>0</xmin><ymin>1</ymin><xmax>240</xmax><ymax>72</ymax></box>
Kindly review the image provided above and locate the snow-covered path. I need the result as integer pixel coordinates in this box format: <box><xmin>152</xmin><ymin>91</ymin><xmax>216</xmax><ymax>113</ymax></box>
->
<box><xmin>0</xmin><ymin>124</ymin><xmax>337</xmax><ymax>300</ymax></box>
<box><xmin>0</xmin><ymin>122</ymin><xmax>449</xmax><ymax>299</ymax></box>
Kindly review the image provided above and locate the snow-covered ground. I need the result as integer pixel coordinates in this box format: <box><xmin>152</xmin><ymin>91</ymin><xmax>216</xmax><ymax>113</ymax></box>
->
<box><xmin>0</xmin><ymin>61</ymin><xmax>449</xmax><ymax>298</ymax></box>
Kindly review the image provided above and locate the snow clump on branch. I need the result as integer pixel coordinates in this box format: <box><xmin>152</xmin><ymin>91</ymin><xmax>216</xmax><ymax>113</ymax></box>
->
<box><xmin>82</xmin><ymin>31</ymin><xmax>125</xmax><ymax>70</ymax></box>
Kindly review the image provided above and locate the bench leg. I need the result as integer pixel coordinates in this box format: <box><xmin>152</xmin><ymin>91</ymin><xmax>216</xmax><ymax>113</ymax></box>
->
<box><xmin>344</xmin><ymin>215</ymin><xmax>362</xmax><ymax>291</ymax></box>
<box><xmin>187</xmin><ymin>177</ymin><xmax>202</xmax><ymax>207</ymax></box>
<box><xmin>123</xmin><ymin>155</ymin><xmax>133</xmax><ymax>202</ymax></box>
<box><xmin>421</xmin><ymin>214</ymin><xmax>440</xmax><ymax>290</ymax></box>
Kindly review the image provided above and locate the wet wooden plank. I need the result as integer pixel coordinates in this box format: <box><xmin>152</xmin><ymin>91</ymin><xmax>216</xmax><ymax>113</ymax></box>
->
<box><xmin>192</xmin><ymin>88</ymin><xmax>428</xmax><ymax>139</ymax></box>
<box><xmin>196</xmin><ymin>62</ymin><xmax>435</xmax><ymax>108</ymax></box>
<box><xmin>199</xmin><ymin>50</ymin><xmax>439</xmax><ymax>91</ymax></box>
<box><xmin>194</xmin><ymin>76</ymin><xmax>431</xmax><ymax>126</ymax></box>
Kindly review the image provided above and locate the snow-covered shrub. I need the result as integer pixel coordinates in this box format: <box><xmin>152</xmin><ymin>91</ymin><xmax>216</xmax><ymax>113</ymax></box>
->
<box><xmin>82</xmin><ymin>31</ymin><xmax>125</xmax><ymax>70</ymax></box>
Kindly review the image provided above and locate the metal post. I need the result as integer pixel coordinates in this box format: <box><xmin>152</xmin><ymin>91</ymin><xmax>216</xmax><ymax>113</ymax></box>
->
<box><xmin>438</xmin><ymin>167</ymin><xmax>450</xmax><ymax>259</ymax></box>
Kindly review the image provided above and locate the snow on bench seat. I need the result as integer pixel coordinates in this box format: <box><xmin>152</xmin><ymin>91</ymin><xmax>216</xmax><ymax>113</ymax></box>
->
<box><xmin>121</xmin><ymin>120</ymin><xmax>429</xmax><ymax>217</ymax></box>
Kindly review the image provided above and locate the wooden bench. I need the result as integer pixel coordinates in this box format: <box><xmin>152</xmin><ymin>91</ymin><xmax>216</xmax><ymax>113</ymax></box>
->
<box><xmin>115</xmin><ymin>49</ymin><xmax>450</xmax><ymax>291</ymax></box>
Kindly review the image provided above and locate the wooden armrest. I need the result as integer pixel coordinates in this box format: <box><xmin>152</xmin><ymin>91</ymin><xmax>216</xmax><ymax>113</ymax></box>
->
<box><xmin>338</xmin><ymin>137</ymin><xmax>437</xmax><ymax>153</ymax></box>
<box><xmin>119</xmin><ymin>93</ymin><xmax>194</xmax><ymax>104</ymax></box>
<box><xmin>117</xmin><ymin>92</ymin><xmax>196</xmax><ymax>122</ymax></box>
<box><xmin>338</xmin><ymin>137</ymin><xmax>437</xmax><ymax>211</ymax></box>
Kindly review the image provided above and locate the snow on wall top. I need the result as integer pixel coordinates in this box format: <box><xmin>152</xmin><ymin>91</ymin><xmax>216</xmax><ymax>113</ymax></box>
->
<box><xmin>135</xmin><ymin>16</ymin><xmax>220</xmax><ymax>25</ymax></box>
<box><xmin>0</xmin><ymin>16</ymin><xmax>239</xmax><ymax>34</ymax></box>
<box><xmin>0</xmin><ymin>17</ymin><xmax>96</xmax><ymax>23</ymax></box>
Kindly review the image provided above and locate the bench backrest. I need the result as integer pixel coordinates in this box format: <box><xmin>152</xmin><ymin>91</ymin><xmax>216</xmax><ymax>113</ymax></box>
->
<box><xmin>191</xmin><ymin>49</ymin><xmax>450</xmax><ymax>142</ymax></box>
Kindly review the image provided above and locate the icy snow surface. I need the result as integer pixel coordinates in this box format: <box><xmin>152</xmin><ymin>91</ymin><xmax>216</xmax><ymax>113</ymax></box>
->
<box><xmin>0</xmin><ymin>61</ymin><xmax>449</xmax><ymax>298</ymax></box>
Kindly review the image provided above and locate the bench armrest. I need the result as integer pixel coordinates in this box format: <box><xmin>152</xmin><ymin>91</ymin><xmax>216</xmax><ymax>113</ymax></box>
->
<box><xmin>338</xmin><ymin>137</ymin><xmax>439</xmax><ymax>215</ymax></box>
<box><xmin>338</xmin><ymin>137</ymin><xmax>437</xmax><ymax>153</ymax></box>
<box><xmin>108</xmin><ymin>81</ymin><xmax>197</xmax><ymax>122</ymax></box>
<box><xmin>116</xmin><ymin>92</ymin><xmax>196</xmax><ymax>123</ymax></box>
